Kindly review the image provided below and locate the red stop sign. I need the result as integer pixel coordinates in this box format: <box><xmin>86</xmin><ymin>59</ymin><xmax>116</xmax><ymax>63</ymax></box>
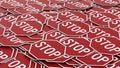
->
<box><xmin>93</xmin><ymin>0</ymin><xmax>119</xmax><ymax>6</ymax></box>
<box><xmin>76</xmin><ymin>52</ymin><xmax>113</xmax><ymax>66</ymax></box>
<box><xmin>29</xmin><ymin>40</ymin><xmax>65</xmax><ymax>60</ymax></box>
<box><xmin>11</xmin><ymin>21</ymin><xmax>43</xmax><ymax>36</ymax></box>
<box><xmin>0</xmin><ymin>32</ymin><xmax>26</xmax><ymax>47</ymax></box>
<box><xmin>90</xmin><ymin>36</ymin><xmax>120</xmax><ymax>55</ymax></box>
<box><xmin>0</xmin><ymin>47</ymin><xmax>15</xmax><ymax>63</ymax></box>
<box><xmin>61</xmin><ymin>37</ymin><xmax>93</xmax><ymax>57</ymax></box>
<box><xmin>0</xmin><ymin>52</ymin><xmax>31</xmax><ymax>68</ymax></box>
<box><xmin>58</xmin><ymin>10</ymin><xmax>87</xmax><ymax>22</ymax></box>
<box><xmin>58</xmin><ymin>20</ymin><xmax>90</xmax><ymax>36</ymax></box>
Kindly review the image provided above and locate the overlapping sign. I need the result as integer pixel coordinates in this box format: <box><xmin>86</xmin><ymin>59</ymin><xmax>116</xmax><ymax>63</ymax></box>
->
<box><xmin>0</xmin><ymin>0</ymin><xmax>120</xmax><ymax>68</ymax></box>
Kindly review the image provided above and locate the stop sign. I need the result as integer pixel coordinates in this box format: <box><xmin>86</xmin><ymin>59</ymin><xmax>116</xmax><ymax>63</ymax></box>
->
<box><xmin>58</xmin><ymin>20</ymin><xmax>90</xmax><ymax>36</ymax></box>
<box><xmin>0</xmin><ymin>32</ymin><xmax>26</xmax><ymax>47</ymax></box>
<box><xmin>0</xmin><ymin>52</ymin><xmax>31</xmax><ymax>68</ymax></box>
<box><xmin>29</xmin><ymin>40</ymin><xmax>65</xmax><ymax>60</ymax></box>
<box><xmin>90</xmin><ymin>36</ymin><xmax>120</xmax><ymax>55</ymax></box>
<box><xmin>77</xmin><ymin>52</ymin><xmax>113</xmax><ymax>66</ymax></box>
<box><xmin>0</xmin><ymin>47</ymin><xmax>15</xmax><ymax>63</ymax></box>
<box><xmin>61</xmin><ymin>37</ymin><xmax>93</xmax><ymax>57</ymax></box>
<box><xmin>11</xmin><ymin>21</ymin><xmax>43</xmax><ymax>36</ymax></box>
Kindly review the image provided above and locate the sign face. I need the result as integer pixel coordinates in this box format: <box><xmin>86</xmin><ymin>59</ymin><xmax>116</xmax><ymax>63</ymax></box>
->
<box><xmin>0</xmin><ymin>47</ymin><xmax>15</xmax><ymax>63</ymax></box>
<box><xmin>109</xmin><ymin>18</ymin><xmax>120</xmax><ymax>31</ymax></box>
<box><xmin>47</xmin><ymin>17</ymin><xmax>61</xmax><ymax>29</ymax></box>
<box><xmin>58</xmin><ymin>10</ymin><xmax>88</xmax><ymax>22</ymax></box>
<box><xmin>88</xmin><ymin>27</ymin><xmax>119</xmax><ymax>39</ymax></box>
<box><xmin>14</xmin><ymin>14</ymin><xmax>46</xmax><ymax>36</ymax></box>
<box><xmin>90</xmin><ymin>36</ymin><xmax>120</xmax><ymax>55</ymax></box>
<box><xmin>0</xmin><ymin>52</ymin><xmax>31</xmax><ymax>68</ymax></box>
<box><xmin>65</xmin><ymin>0</ymin><xmax>93</xmax><ymax>10</ymax></box>
<box><xmin>15</xmin><ymin>3</ymin><xmax>44</xmax><ymax>13</ymax></box>
<box><xmin>16</xmin><ymin>14</ymin><xmax>46</xmax><ymax>24</ymax></box>
<box><xmin>1</xmin><ymin>0</ymin><xmax>25</xmax><ymax>9</ymax></box>
<box><xmin>90</xmin><ymin>12</ymin><xmax>118</xmax><ymax>26</ymax></box>
<box><xmin>0</xmin><ymin>0</ymin><xmax>120</xmax><ymax>67</ymax></box>
<box><xmin>93</xmin><ymin>0</ymin><xmax>119</xmax><ymax>6</ymax></box>
<box><xmin>11</xmin><ymin>21</ymin><xmax>43</xmax><ymax>36</ymax></box>
<box><xmin>58</xmin><ymin>20</ymin><xmax>90</xmax><ymax>36</ymax></box>
<box><xmin>105</xmin><ymin>8</ymin><xmax>120</xmax><ymax>18</ymax></box>
<box><xmin>0</xmin><ymin>15</ymin><xmax>17</xmax><ymax>28</ymax></box>
<box><xmin>0</xmin><ymin>32</ymin><xmax>25</xmax><ymax>47</ymax></box>
<box><xmin>29</xmin><ymin>40</ymin><xmax>65</xmax><ymax>60</ymax></box>
<box><xmin>76</xmin><ymin>52</ymin><xmax>113</xmax><ymax>66</ymax></box>
<box><xmin>61</xmin><ymin>37</ymin><xmax>93</xmax><ymax>57</ymax></box>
